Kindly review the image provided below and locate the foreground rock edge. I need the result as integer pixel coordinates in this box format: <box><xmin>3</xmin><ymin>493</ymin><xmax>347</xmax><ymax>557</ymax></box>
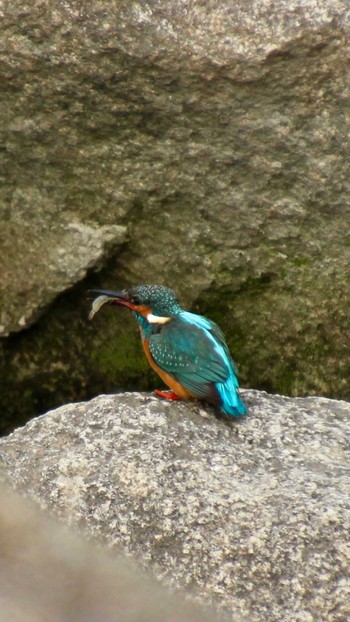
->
<box><xmin>1</xmin><ymin>390</ymin><xmax>349</xmax><ymax>622</ymax></box>
<box><xmin>0</xmin><ymin>482</ymin><xmax>230</xmax><ymax>622</ymax></box>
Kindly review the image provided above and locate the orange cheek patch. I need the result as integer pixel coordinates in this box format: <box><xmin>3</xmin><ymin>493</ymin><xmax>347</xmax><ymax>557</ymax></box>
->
<box><xmin>134</xmin><ymin>304</ymin><xmax>152</xmax><ymax>317</ymax></box>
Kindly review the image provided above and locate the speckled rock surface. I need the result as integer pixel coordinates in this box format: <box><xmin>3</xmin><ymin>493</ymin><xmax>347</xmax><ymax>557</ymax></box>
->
<box><xmin>0</xmin><ymin>219</ymin><xmax>127</xmax><ymax>336</ymax></box>
<box><xmin>1</xmin><ymin>389</ymin><xmax>349</xmax><ymax>621</ymax></box>
<box><xmin>1</xmin><ymin>1</ymin><xmax>350</xmax><ymax>428</ymax></box>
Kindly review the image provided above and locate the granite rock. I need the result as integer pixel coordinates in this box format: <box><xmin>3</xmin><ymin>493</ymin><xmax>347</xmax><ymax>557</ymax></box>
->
<box><xmin>0</xmin><ymin>217</ymin><xmax>127</xmax><ymax>336</ymax></box>
<box><xmin>0</xmin><ymin>483</ymin><xmax>226</xmax><ymax>622</ymax></box>
<box><xmin>1</xmin><ymin>0</ymin><xmax>350</xmax><ymax>428</ymax></box>
<box><xmin>1</xmin><ymin>389</ymin><xmax>349</xmax><ymax>621</ymax></box>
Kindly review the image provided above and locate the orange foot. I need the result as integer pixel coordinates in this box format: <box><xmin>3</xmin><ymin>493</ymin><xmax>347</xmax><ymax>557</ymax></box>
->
<box><xmin>154</xmin><ymin>389</ymin><xmax>182</xmax><ymax>401</ymax></box>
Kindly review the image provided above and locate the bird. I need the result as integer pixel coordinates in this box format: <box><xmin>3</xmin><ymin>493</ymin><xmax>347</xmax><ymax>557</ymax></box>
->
<box><xmin>88</xmin><ymin>284</ymin><xmax>247</xmax><ymax>417</ymax></box>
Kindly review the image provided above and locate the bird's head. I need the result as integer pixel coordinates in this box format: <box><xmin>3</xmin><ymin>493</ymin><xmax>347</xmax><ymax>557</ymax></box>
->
<box><xmin>88</xmin><ymin>284</ymin><xmax>182</xmax><ymax>324</ymax></box>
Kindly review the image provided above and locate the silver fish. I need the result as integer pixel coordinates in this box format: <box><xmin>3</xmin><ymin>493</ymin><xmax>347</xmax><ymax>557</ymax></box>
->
<box><xmin>88</xmin><ymin>295</ymin><xmax>111</xmax><ymax>320</ymax></box>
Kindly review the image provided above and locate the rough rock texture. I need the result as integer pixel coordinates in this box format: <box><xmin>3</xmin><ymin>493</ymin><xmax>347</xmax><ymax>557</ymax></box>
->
<box><xmin>1</xmin><ymin>0</ymin><xmax>350</xmax><ymax>430</ymax></box>
<box><xmin>0</xmin><ymin>219</ymin><xmax>127</xmax><ymax>335</ymax></box>
<box><xmin>1</xmin><ymin>390</ymin><xmax>349</xmax><ymax>622</ymax></box>
<box><xmin>0</xmin><ymin>485</ymin><xmax>227</xmax><ymax>622</ymax></box>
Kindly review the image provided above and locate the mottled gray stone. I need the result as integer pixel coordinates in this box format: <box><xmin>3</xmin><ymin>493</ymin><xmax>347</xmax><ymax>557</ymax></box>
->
<box><xmin>1</xmin><ymin>390</ymin><xmax>349</xmax><ymax>621</ymax></box>
<box><xmin>0</xmin><ymin>214</ymin><xmax>127</xmax><ymax>336</ymax></box>
<box><xmin>0</xmin><ymin>484</ymin><xmax>226</xmax><ymax>622</ymax></box>
<box><xmin>1</xmin><ymin>0</ymin><xmax>350</xmax><ymax>428</ymax></box>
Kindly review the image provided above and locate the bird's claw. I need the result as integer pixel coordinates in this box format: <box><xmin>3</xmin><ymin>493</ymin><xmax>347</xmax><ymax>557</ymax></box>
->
<box><xmin>154</xmin><ymin>390</ymin><xmax>182</xmax><ymax>401</ymax></box>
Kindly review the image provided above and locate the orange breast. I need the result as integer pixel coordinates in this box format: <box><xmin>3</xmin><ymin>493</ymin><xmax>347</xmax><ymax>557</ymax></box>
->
<box><xmin>142</xmin><ymin>338</ymin><xmax>194</xmax><ymax>400</ymax></box>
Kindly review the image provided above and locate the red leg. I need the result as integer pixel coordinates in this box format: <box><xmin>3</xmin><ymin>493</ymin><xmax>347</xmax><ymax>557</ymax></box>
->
<box><xmin>154</xmin><ymin>389</ymin><xmax>182</xmax><ymax>401</ymax></box>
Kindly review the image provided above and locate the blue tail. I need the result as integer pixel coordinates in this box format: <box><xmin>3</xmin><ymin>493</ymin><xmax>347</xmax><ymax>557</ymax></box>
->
<box><xmin>216</xmin><ymin>373</ymin><xmax>248</xmax><ymax>417</ymax></box>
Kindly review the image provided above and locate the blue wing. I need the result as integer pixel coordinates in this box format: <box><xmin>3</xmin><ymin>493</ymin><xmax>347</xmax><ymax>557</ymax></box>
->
<box><xmin>149</xmin><ymin>311</ymin><xmax>247</xmax><ymax>416</ymax></box>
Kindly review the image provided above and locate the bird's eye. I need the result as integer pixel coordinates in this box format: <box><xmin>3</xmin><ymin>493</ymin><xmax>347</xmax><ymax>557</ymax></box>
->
<box><xmin>132</xmin><ymin>295</ymin><xmax>141</xmax><ymax>305</ymax></box>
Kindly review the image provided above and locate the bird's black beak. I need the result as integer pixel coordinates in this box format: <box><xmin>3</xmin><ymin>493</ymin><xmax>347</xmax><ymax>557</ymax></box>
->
<box><xmin>87</xmin><ymin>289</ymin><xmax>136</xmax><ymax>320</ymax></box>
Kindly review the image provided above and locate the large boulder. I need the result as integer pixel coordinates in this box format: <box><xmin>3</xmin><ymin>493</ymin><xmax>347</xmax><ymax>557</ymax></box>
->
<box><xmin>0</xmin><ymin>483</ymin><xmax>226</xmax><ymax>622</ymax></box>
<box><xmin>1</xmin><ymin>0</ymin><xmax>350</xmax><ymax>430</ymax></box>
<box><xmin>1</xmin><ymin>390</ymin><xmax>349</xmax><ymax>621</ymax></box>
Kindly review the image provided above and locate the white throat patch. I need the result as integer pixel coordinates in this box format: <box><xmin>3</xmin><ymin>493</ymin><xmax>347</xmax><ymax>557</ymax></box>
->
<box><xmin>146</xmin><ymin>313</ymin><xmax>171</xmax><ymax>324</ymax></box>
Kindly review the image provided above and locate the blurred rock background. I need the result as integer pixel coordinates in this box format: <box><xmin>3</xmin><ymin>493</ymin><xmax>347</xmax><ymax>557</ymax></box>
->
<box><xmin>0</xmin><ymin>482</ymin><xmax>229</xmax><ymax>622</ymax></box>
<box><xmin>1</xmin><ymin>0</ymin><xmax>350</xmax><ymax>433</ymax></box>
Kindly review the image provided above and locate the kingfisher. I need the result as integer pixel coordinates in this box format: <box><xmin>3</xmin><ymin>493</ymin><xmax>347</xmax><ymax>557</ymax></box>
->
<box><xmin>88</xmin><ymin>284</ymin><xmax>247</xmax><ymax>417</ymax></box>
